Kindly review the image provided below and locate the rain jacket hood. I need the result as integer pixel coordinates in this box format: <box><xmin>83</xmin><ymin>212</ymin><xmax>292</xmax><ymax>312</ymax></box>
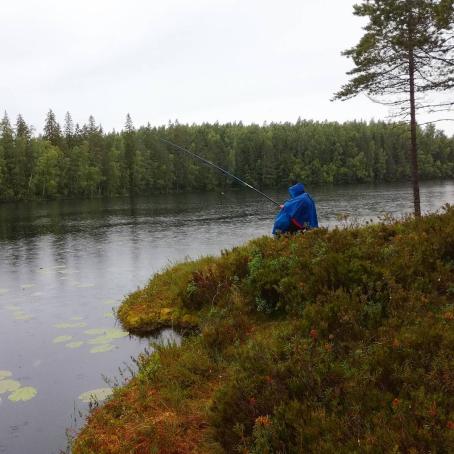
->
<box><xmin>288</xmin><ymin>183</ymin><xmax>305</xmax><ymax>198</ymax></box>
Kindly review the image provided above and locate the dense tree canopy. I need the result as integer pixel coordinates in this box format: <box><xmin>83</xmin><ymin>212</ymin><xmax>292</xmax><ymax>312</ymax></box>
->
<box><xmin>0</xmin><ymin>111</ymin><xmax>453</xmax><ymax>201</ymax></box>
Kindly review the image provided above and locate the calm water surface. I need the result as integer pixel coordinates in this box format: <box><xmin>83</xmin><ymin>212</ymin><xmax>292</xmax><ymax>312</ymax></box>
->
<box><xmin>0</xmin><ymin>181</ymin><xmax>453</xmax><ymax>454</ymax></box>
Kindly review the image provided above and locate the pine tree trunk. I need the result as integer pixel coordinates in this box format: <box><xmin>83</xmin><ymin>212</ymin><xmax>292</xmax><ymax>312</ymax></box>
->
<box><xmin>408</xmin><ymin>48</ymin><xmax>421</xmax><ymax>217</ymax></box>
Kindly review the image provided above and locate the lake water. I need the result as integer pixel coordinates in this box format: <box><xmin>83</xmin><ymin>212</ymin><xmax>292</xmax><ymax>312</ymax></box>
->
<box><xmin>0</xmin><ymin>180</ymin><xmax>453</xmax><ymax>454</ymax></box>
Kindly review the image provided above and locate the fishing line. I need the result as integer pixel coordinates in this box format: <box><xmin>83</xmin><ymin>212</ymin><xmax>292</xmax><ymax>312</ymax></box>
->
<box><xmin>160</xmin><ymin>138</ymin><xmax>280</xmax><ymax>206</ymax></box>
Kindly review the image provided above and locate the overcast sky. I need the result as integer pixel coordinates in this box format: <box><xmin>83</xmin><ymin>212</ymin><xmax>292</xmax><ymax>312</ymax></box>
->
<box><xmin>1</xmin><ymin>0</ymin><xmax>453</xmax><ymax>136</ymax></box>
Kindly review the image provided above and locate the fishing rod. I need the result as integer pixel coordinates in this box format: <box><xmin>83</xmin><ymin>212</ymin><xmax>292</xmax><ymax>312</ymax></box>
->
<box><xmin>160</xmin><ymin>138</ymin><xmax>280</xmax><ymax>206</ymax></box>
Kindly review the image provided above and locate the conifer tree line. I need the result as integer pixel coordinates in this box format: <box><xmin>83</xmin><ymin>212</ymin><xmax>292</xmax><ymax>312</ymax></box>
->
<box><xmin>0</xmin><ymin>110</ymin><xmax>453</xmax><ymax>201</ymax></box>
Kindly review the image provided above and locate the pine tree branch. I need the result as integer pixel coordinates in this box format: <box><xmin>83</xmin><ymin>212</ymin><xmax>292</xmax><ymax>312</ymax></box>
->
<box><xmin>418</xmin><ymin>118</ymin><xmax>454</xmax><ymax>125</ymax></box>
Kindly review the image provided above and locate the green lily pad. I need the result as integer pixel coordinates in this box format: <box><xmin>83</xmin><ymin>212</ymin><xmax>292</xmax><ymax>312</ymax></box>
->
<box><xmin>104</xmin><ymin>328</ymin><xmax>128</xmax><ymax>339</ymax></box>
<box><xmin>13</xmin><ymin>312</ymin><xmax>33</xmax><ymax>320</ymax></box>
<box><xmin>78</xmin><ymin>387</ymin><xmax>112</xmax><ymax>403</ymax></box>
<box><xmin>103</xmin><ymin>312</ymin><xmax>114</xmax><ymax>318</ymax></box>
<box><xmin>86</xmin><ymin>329</ymin><xmax>128</xmax><ymax>345</ymax></box>
<box><xmin>65</xmin><ymin>341</ymin><xmax>84</xmax><ymax>349</ymax></box>
<box><xmin>84</xmin><ymin>328</ymin><xmax>108</xmax><ymax>335</ymax></box>
<box><xmin>0</xmin><ymin>288</ymin><xmax>9</xmax><ymax>295</ymax></box>
<box><xmin>90</xmin><ymin>344</ymin><xmax>115</xmax><ymax>353</ymax></box>
<box><xmin>5</xmin><ymin>305</ymin><xmax>20</xmax><ymax>311</ymax></box>
<box><xmin>87</xmin><ymin>335</ymin><xmax>112</xmax><ymax>345</ymax></box>
<box><xmin>53</xmin><ymin>322</ymin><xmax>87</xmax><ymax>329</ymax></box>
<box><xmin>102</xmin><ymin>299</ymin><xmax>117</xmax><ymax>306</ymax></box>
<box><xmin>71</xmin><ymin>316</ymin><xmax>84</xmax><ymax>321</ymax></box>
<box><xmin>20</xmin><ymin>284</ymin><xmax>35</xmax><ymax>289</ymax></box>
<box><xmin>75</xmin><ymin>283</ymin><xmax>94</xmax><ymax>288</ymax></box>
<box><xmin>8</xmin><ymin>386</ymin><xmax>37</xmax><ymax>402</ymax></box>
<box><xmin>52</xmin><ymin>335</ymin><xmax>73</xmax><ymax>344</ymax></box>
<box><xmin>0</xmin><ymin>379</ymin><xmax>21</xmax><ymax>394</ymax></box>
<box><xmin>0</xmin><ymin>370</ymin><xmax>12</xmax><ymax>380</ymax></box>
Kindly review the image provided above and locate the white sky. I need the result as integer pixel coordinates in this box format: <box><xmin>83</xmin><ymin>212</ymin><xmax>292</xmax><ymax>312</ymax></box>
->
<box><xmin>1</xmin><ymin>0</ymin><xmax>453</xmax><ymax>136</ymax></box>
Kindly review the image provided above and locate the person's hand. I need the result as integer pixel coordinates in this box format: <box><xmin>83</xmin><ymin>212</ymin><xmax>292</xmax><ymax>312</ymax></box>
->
<box><xmin>279</xmin><ymin>204</ymin><xmax>284</xmax><ymax>209</ymax></box>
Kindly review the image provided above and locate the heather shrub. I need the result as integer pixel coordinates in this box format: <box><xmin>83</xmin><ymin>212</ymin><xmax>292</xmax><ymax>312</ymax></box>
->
<box><xmin>77</xmin><ymin>206</ymin><xmax>454</xmax><ymax>453</ymax></box>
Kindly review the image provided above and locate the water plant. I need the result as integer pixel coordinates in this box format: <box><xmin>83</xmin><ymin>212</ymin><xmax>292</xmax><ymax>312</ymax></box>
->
<box><xmin>78</xmin><ymin>388</ymin><xmax>113</xmax><ymax>403</ymax></box>
<box><xmin>0</xmin><ymin>379</ymin><xmax>21</xmax><ymax>394</ymax></box>
<box><xmin>0</xmin><ymin>370</ymin><xmax>12</xmax><ymax>380</ymax></box>
<box><xmin>90</xmin><ymin>344</ymin><xmax>115</xmax><ymax>354</ymax></box>
<box><xmin>8</xmin><ymin>387</ymin><xmax>37</xmax><ymax>402</ymax></box>
<box><xmin>65</xmin><ymin>341</ymin><xmax>84</xmax><ymax>349</ymax></box>
<box><xmin>53</xmin><ymin>335</ymin><xmax>73</xmax><ymax>344</ymax></box>
<box><xmin>54</xmin><ymin>322</ymin><xmax>87</xmax><ymax>329</ymax></box>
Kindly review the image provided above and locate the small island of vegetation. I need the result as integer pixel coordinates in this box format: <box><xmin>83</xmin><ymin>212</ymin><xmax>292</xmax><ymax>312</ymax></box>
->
<box><xmin>73</xmin><ymin>207</ymin><xmax>454</xmax><ymax>453</ymax></box>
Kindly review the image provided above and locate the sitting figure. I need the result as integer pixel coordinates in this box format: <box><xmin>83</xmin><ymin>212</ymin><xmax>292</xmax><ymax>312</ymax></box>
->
<box><xmin>272</xmin><ymin>182</ymin><xmax>318</xmax><ymax>234</ymax></box>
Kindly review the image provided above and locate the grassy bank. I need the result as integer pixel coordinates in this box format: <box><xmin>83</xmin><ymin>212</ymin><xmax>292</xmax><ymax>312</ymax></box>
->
<box><xmin>73</xmin><ymin>207</ymin><xmax>454</xmax><ymax>453</ymax></box>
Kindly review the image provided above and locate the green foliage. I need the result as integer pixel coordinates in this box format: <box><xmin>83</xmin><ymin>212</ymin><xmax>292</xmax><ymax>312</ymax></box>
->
<box><xmin>93</xmin><ymin>208</ymin><xmax>453</xmax><ymax>453</ymax></box>
<box><xmin>1</xmin><ymin>113</ymin><xmax>454</xmax><ymax>201</ymax></box>
<box><xmin>31</xmin><ymin>142</ymin><xmax>62</xmax><ymax>198</ymax></box>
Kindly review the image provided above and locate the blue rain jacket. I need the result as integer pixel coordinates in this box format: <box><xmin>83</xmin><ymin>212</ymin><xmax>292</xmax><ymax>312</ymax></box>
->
<box><xmin>272</xmin><ymin>183</ymin><xmax>318</xmax><ymax>234</ymax></box>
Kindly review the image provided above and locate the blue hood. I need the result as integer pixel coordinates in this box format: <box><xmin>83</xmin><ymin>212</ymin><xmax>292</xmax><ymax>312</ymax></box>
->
<box><xmin>288</xmin><ymin>183</ymin><xmax>305</xmax><ymax>198</ymax></box>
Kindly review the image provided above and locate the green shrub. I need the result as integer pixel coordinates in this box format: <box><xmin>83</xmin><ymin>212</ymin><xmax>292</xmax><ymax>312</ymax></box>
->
<box><xmin>77</xmin><ymin>206</ymin><xmax>454</xmax><ymax>453</ymax></box>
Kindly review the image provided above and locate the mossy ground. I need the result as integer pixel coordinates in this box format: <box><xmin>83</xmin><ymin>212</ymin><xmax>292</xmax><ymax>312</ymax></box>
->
<box><xmin>74</xmin><ymin>207</ymin><xmax>454</xmax><ymax>453</ymax></box>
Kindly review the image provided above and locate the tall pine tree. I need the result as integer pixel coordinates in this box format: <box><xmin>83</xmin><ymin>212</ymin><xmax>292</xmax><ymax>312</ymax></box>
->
<box><xmin>43</xmin><ymin>109</ymin><xmax>62</xmax><ymax>148</ymax></box>
<box><xmin>334</xmin><ymin>0</ymin><xmax>454</xmax><ymax>216</ymax></box>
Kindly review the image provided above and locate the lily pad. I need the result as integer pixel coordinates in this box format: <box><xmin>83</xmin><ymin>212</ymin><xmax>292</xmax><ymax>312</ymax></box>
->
<box><xmin>103</xmin><ymin>328</ymin><xmax>128</xmax><ymax>339</ymax></box>
<box><xmin>0</xmin><ymin>370</ymin><xmax>12</xmax><ymax>380</ymax></box>
<box><xmin>13</xmin><ymin>312</ymin><xmax>33</xmax><ymax>321</ymax></box>
<box><xmin>87</xmin><ymin>335</ymin><xmax>112</xmax><ymax>345</ymax></box>
<box><xmin>84</xmin><ymin>328</ymin><xmax>108</xmax><ymax>336</ymax></box>
<box><xmin>90</xmin><ymin>344</ymin><xmax>115</xmax><ymax>353</ymax></box>
<box><xmin>78</xmin><ymin>387</ymin><xmax>113</xmax><ymax>403</ymax></box>
<box><xmin>65</xmin><ymin>341</ymin><xmax>84</xmax><ymax>349</ymax></box>
<box><xmin>75</xmin><ymin>283</ymin><xmax>94</xmax><ymax>288</ymax></box>
<box><xmin>103</xmin><ymin>312</ymin><xmax>114</xmax><ymax>318</ymax></box>
<box><xmin>0</xmin><ymin>288</ymin><xmax>9</xmax><ymax>295</ymax></box>
<box><xmin>52</xmin><ymin>335</ymin><xmax>73</xmax><ymax>344</ymax></box>
<box><xmin>86</xmin><ymin>329</ymin><xmax>128</xmax><ymax>344</ymax></box>
<box><xmin>8</xmin><ymin>386</ymin><xmax>37</xmax><ymax>402</ymax></box>
<box><xmin>102</xmin><ymin>299</ymin><xmax>117</xmax><ymax>306</ymax></box>
<box><xmin>20</xmin><ymin>284</ymin><xmax>35</xmax><ymax>289</ymax></box>
<box><xmin>70</xmin><ymin>316</ymin><xmax>84</xmax><ymax>321</ymax></box>
<box><xmin>5</xmin><ymin>305</ymin><xmax>20</xmax><ymax>311</ymax></box>
<box><xmin>53</xmin><ymin>322</ymin><xmax>87</xmax><ymax>329</ymax></box>
<box><xmin>0</xmin><ymin>379</ymin><xmax>21</xmax><ymax>394</ymax></box>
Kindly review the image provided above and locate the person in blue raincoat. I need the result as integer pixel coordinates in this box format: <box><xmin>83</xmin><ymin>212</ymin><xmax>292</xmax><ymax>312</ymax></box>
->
<box><xmin>272</xmin><ymin>182</ymin><xmax>318</xmax><ymax>234</ymax></box>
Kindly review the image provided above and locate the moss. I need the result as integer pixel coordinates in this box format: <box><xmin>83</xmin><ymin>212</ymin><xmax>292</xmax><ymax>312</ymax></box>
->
<box><xmin>74</xmin><ymin>206</ymin><xmax>454</xmax><ymax>453</ymax></box>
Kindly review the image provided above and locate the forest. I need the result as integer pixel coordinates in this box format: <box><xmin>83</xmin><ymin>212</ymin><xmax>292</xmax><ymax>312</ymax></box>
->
<box><xmin>0</xmin><ymin>110</ymin><xmax>453</xmax><ymax>201</ymax></box>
